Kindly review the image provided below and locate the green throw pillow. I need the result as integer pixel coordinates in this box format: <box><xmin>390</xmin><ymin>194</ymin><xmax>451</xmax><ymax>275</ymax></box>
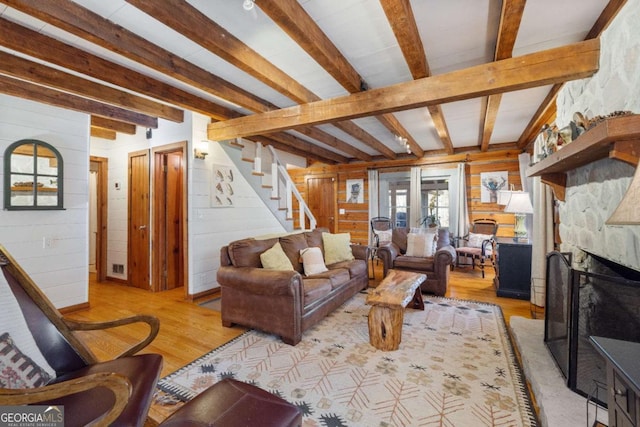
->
<box><xmin>260</xmin><ymin>242</ymin><xmax>294</xmax><ymax>271</ymax></box>
<box><xmin>322</xmin><ymin>232</ymin><xmax>354</xmax><ymax>265</ymax></box>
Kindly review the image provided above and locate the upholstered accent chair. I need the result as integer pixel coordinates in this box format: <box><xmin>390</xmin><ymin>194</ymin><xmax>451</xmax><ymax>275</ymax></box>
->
<box><xmin>455</xmin><ymin>218</ymin><xmax>499</xmax><ymax>278</ymax></box>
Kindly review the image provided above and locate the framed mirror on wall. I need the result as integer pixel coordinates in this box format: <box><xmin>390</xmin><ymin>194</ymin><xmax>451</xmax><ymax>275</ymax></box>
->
<box><xmin>4</xmin><ymin>139</ymin><xmax>64</xmax><ymax>210</ymax></box>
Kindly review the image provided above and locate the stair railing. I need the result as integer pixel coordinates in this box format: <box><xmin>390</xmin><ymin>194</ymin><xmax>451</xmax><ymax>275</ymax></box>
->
<box><xmin>267</xmin><ymin>145</ymin><xmax>316</xmax><ymax>230</ymax></box>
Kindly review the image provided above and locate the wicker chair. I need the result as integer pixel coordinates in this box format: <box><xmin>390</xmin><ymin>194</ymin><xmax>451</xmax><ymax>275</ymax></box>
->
<box><xmin>455</xmin><ymin>219</ymin><xmax>498</xmax><ymax>278</ymax></box>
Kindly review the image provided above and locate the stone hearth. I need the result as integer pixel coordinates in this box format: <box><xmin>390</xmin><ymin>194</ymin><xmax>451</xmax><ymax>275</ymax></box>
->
<box><xmin>510</xmin><ymin>317</ymin><xmax>607</xmax><ymax>427</ymax></box>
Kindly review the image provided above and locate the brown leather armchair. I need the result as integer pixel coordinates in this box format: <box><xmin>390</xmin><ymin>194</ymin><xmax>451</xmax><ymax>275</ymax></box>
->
<box><xmin>377</xmin><ymin>228</ymin><xmax>456</xmax><ymax>296</ymax></box>
<box><xmin>0</xmin><ymin>245</ymin><xmax>162</xmax><ymax>427</ymax></box>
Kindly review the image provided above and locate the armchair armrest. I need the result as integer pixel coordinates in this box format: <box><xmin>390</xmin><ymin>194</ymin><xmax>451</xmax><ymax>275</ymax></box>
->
<box><xmin>0</xmin><ymin>372</ymin><xmax>131</xmax><ymax>426</ymax></box>
<box><xmin>350</xmin><ymin>244</ymin><xmax>370</xmax><ymax>261</ymax></box>
<box><xmin>217</xmin><ymin>266</ymin><xmax>303</xmax><ymax>296</ymax></box>
<box><xmin>63</xmin><ymin>315</ymin><xmax>159</xmax><ymax>359</ymax></box>
<box><xmin>434</xmin><ymin>245</ymin><xmax>456</xmax><ymax>270</ymax></box>
<box><xmin>377</xmin><ymin>243</ymin><xmax>401</xmax><ymax>277</ymax></box>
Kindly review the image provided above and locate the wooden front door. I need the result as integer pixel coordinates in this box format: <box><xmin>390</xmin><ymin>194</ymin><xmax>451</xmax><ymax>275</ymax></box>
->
<box><xmin>153</xmin><ymin>147</ymin><xmax>185</xmax><ymax>291</ymax></box>
<box><xmin>128</xmin><ymin>150</ymin><xmax>150</xmax><ymax>289</ymax></box>
<box><xmin>307</xmin><ymin>176</ymin><xmax>337</xmax><ymax>231</ymax></box>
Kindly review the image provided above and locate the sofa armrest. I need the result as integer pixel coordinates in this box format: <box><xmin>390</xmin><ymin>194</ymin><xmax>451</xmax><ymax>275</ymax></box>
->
<box><xmin>350</xmin><ymin>244</ymin><xmax>370</xmax><ymax>261</ymax></box>
<box><xmin>217</xmin><ymin>266</ymin><xmax>303</xmax><ymax>296</ymax></box>
<box><xmin>434</xmin><ymin>245</ymin><xmax>456</xmax><ymax>271</ymax></box>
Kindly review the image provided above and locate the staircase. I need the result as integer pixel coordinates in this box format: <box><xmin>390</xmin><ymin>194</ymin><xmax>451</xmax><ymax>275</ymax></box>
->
<box><xmin>221</xmin><ymin>139</ymin><xmax>316</xmax><ymax>232</ymax></box>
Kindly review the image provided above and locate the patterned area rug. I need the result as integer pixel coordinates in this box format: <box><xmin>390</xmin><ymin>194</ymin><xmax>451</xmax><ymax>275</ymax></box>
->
<box><xmin>158</xmin><ymin>291</ymin><xmax>538</xmax><ymax>427</ymax></box>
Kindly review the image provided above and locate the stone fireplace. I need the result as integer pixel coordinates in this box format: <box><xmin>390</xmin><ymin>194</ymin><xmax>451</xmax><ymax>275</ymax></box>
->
<box><xmin>542</xmin><ymin>0</ymin><xmax>640</xmax><ymax>409</ymax></box>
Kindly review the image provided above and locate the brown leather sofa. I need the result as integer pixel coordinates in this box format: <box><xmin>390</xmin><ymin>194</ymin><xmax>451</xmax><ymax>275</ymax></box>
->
<box><xmin>217</xmin><ymin>229</ymin><xmax>369</xmax><ymax>345</ymax></box>
<box><xmin>377</xmin><ymin>228</ymin><xmax>456</xmax><ymax>296</ymax></box>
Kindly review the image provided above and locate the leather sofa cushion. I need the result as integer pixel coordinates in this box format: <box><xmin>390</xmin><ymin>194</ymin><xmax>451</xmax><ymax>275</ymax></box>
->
<box><xmin>328</xmin><ymin>259</ymin><xmax>367</xmax><ymax>279</ymax></box>
<box><xmin>279</xmin><ymin>233</ymin><xmax>309</xmax><ymax>273</ymax></box>
<box><xmin>228</xmin><ymin>237</ymin><xmax>278</xmax><ymax>268</ymax></box>
<box><xmin>302</xmin><ymin>278</ymin><xmax>332</xmax><ymax>306</ymax></box>
<box><xmin>394</xmin><ymin>255</ymin><xmax>435</xmax><ymax>272</ymax></box>
<box><xmin>307</xmin><ymin>268</ymin><xmax>350</xmax><ymax>290</ymax></box>
<box><xmin>304</xmin><ymin>228</ymin><xmax>326</xmax><ymax>252</ymax></box>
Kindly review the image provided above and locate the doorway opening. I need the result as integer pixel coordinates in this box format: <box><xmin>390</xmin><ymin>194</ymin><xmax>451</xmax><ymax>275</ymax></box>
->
<box><xmin>89</xmin><ymin>156</ymin><xmax>108</xmax><ymax>282</ymax></box>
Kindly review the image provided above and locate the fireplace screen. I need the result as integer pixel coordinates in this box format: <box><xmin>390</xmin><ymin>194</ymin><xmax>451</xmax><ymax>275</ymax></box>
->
<box><xmin>544</xmin><ymin>251</ymin><xmax>640</xmax><ymax>406</ymax></box>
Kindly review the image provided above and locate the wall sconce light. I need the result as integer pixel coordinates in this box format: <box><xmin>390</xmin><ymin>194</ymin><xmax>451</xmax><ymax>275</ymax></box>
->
<box><xmin>194</xmin><ymin>140</ymin><xmax>209</xmax><ymax>160</ymax></box>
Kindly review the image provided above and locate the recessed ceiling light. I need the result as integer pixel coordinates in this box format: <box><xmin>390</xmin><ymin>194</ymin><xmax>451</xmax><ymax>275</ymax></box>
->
<box><xmin>242</xmin><ymin>0</ymin><xmax>255</xmax><ymax>11</ymax></box>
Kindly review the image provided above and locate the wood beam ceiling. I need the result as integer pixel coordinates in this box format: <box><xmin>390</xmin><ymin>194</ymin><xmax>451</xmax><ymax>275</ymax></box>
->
<box><xmin>0</xmin><ymin>51</ymin><xmax>183</xmax><ymax>123</ymax></box>
<box><xmin>0</xmin><ymin>74</ymin><xmax>158</xmax><ymax>128</ymax></box>
<box><xmin>0</xmin><ymin>4</ymin><xmax>345</xmax><ymax>164</ymax></box>
<box><xmin>126</xmin><ymin>0</ymin><xmax>394</xmax><ymax>160</ymax></box>
<box><xmin>91</xmin><ymin>117</ymin><xmax>137</xmax><ymax>135</ymax></box>
<box><xmin>207</xmin><ymin>40</ymin><xmax>600</xmax><ymax>140</ymax></box>
<box><xmin>479</xmin><ymin>0</ymin><xmax>526</xmax><ymax>152</ymax></box>
<box><xmin>380</xmin><ymin>0</ymin><xmax>453</xmax><ymax>155</ymax></box>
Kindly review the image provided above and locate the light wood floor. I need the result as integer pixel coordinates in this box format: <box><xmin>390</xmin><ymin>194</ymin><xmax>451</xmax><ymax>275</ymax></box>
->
<box><xmin>67</xmin><ymin>262</ymin><xmax>534</xmax><ymax>423</ymax></box>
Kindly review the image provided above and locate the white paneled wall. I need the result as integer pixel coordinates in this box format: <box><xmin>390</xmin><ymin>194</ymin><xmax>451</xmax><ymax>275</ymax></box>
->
<box><xmin>189</xmin><ymin>113</ymin><xmax>287</xmax><ymax>295</ymax></box>
<box><xmin>0</xmin><ymin>97</ymin><xmax>304</xmax><ymax>307</ymax></box>
<box><xmin>0</xmin><ymin>95</ymin><xmax>90</xmax><ymax>308</ymax></box>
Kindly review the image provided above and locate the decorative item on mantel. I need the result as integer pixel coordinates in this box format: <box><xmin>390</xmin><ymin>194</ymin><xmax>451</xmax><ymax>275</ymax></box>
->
<box><xmin>606</xmin><ymin>163</ymin><xmax>640</xmax><ymax>225</ymax></box>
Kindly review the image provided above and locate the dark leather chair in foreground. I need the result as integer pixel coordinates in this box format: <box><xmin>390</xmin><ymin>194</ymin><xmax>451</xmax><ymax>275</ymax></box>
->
<box><xmin>0</xmin><ymin>245</ymin><xmax>162</xmax><ymax>427</ymax></box>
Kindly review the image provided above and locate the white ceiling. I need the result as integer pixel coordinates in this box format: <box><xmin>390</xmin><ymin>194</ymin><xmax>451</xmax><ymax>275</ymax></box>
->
<box><xmin>0</xmin><ymin>0</ymin><xmax>613</xmax><ymax>161</ymax></box>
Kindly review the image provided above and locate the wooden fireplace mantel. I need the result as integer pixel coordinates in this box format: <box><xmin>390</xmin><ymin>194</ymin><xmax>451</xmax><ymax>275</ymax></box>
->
<box><xmin>526</xmin><ymin>114</ymin><xmax>640</xmax><ymax>201</ymax></box>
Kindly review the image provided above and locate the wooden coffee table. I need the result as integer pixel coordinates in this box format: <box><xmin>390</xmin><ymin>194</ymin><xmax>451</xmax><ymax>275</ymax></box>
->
<box><xmin>366</xmin><ymin>270</ymin><xmax>426</xmax><ymax>351</ymax></box>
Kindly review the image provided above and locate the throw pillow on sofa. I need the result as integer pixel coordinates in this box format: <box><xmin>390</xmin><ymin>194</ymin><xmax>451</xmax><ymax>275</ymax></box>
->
<box><xmin>322</xmin><ymin>232</ymin><xmax>355</xmax><ymax>265</ymax></box>
<box><xmin>406</xmin><ymin>232</ymin><xmax>437</xmax><ymax>257</ymax></box>
<box><xmin>300</xmin><ymin>247</ymin><xmax>328</xmax><ymax>276</ymax></box>
<box><xmin>260</xmin><ymin>242</ymin><xmax>294</xmax><ymax>271</ymax></box>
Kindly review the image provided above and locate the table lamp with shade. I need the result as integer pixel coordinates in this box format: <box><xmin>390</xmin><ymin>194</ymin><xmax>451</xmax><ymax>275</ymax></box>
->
<box><xmin>504</xmin><ymin>191</ymin><xmax>534</xmax><ymax>241</ymax></box>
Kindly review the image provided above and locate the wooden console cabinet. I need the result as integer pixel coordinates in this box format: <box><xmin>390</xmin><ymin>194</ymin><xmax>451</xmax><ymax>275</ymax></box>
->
<box><xmin>493</xmin><ymin>238</ymin><xmax>532</xmax><ymax>300</ymax></box>
<box><xmin>591</xmin><ymin>336</ymin><xmax>640</xmax><ymax>427</ymax></box>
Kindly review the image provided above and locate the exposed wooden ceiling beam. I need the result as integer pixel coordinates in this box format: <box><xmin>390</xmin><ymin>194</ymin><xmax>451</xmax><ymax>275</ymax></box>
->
<box><xmin>207</xmin><ymin>40</ymin><xmax>600</xmax><ymax>141</ymax></box>
<box><xmin>91</xmin><ymin>127</ymin><xmax>116</xmax><ymax>140</ymax></box>
<box><xmin>515</xmin><ymin>0</ymin><xmax>627</xmax><ymax>149</ymax></box>
<box><xmin>126</xmin><ymin>0</ymin><xmax>394</xmax><ymax>160</ymax></box>
<box><xmin>480</xmin><ymin>0</ymin><xmax>526</xmax><ymax>152</ymax></box>
<box><xmin>91</xmin><ymin>116</ymin><xmax>137</xmax><ymax>135</ymax></box>
<box><xmin>255</xmin><ymin>133</ymin><xmax>348</xmax><ymax>164</ymax></box>
<box><xmin>293</xmin><ymin>127</ymin><xmax>373</xmax><ymax>162</ymax></box>
<box><xmin>0</xmin><ymin>17</ymin><xmax>238</xmax><ymax>121</ymax></box>
<box><xmin>0</xmin><ymin>51</ymin><xmax>183</xmax><ymax>123</ymax></box>
<box><xmin>0</xmin><ymin>75</ymin><xmax>158</xmax><ymax>128</ymax></box>
<box><xmin>331</xmin><ymin>122</ymin><xmax>396</xmax><ymax>159</ymax></box>
<box><xmin>256</xmin><ymin>0</ymin><xmax>365</xmax><ymax>94</ymax></box>
<box><xmin>380</xmin><ymin>0</ymin><xmax>454</xmax><ymax>155</ymax></box>
<box><xmin>375</xmin><ymin>114</ymin><xmax>424</xmax><ymax>157</ymax></box>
